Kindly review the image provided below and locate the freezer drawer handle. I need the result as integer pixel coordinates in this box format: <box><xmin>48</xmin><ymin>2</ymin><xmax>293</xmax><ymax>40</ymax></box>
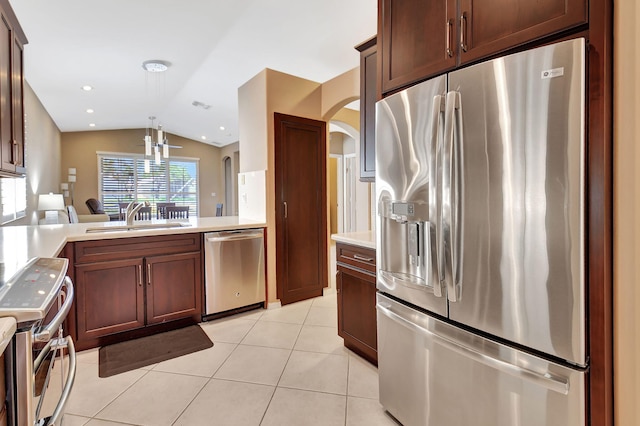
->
<box><xmin>377</xmin><ymin>303</ymin><xmax>570</xmax><ymax>395</ymax></box>
<box><xmin>206</xmin><ymin>233</ymin><xmax>263</xmax><ymax>243</ymax></box>
<box><xmin>34</xmin><ymin>277</ymin><xmax>74</xmax><ymax>343</ymax></box>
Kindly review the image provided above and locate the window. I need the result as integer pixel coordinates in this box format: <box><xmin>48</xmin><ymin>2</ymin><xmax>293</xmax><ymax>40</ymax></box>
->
<box><xmin>98</xmin><ymin>153</ymin><xmax>198</xmax><ymax>217</ymax></box>
<box><xmin>1</xmin><ymin>177</ymin><xmax>26</xmax><ymax>224</ymax></box>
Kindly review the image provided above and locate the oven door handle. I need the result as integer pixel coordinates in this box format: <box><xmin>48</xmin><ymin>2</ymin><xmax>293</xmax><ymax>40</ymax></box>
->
<box><xmin>40</xmin><ymin>336</ymin><xmax>77</xmax><ymax>426</ymax></box>
<box><xmin>34</xmin><ymin>277</ymin><xmax>74</xmax><ymax>343</ymax></box>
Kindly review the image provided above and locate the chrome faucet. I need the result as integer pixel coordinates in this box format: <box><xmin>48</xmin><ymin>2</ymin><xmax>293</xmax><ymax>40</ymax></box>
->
<box><xmin>125</xmin><ymin>201</ymin><xmax>144</xmax><ymax>226</ymax></box>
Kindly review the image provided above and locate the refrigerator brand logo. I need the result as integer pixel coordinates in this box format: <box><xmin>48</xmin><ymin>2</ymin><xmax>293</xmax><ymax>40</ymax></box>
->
<box><xmin>541</xmin><ymin>67</ymin><xmax>564</xmax><ymax>79</ymax></box>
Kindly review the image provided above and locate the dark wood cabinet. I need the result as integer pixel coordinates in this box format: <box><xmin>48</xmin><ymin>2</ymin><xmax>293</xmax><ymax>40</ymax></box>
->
<box><xmin>356</xmin><ymin>37</ymin><xmax>377</xmax><ymax>181</ymax></box>
<box><xmin>146</xmin><ymin>252</ymin><xmax>201</xmax><ymax>325</ymax></box>
<box><xmin>71</xmin><ymin>233</ymin><xmax>203</xmax><ymax>350</ymax></box>
<box><xmin>458</xmin><ymin>0</ymin><xmax>587</xmax><ymax>65</ymax></box>
<box><xmin>378</xmin><ymin>0</ymin><xmax>587</xmax><ymax>94</ymax></box>
<box><xmin>336</xmin><ymin>242</ymin><xmax>377</xmax><ymax>365</ymax></box>
<box><xmin>75</xmin><ymin>258</ymin><xmax>145</xmax><ymax>342</ymax></box>
<box><xmin>0</xmin><ymin>0</ymin><xmax>25</xmax><ymax>176</ymax></box>
<box><xmin>379</xmin><ymin>0</ymin><xmax>456</xmax><ymax>94</ymax></box>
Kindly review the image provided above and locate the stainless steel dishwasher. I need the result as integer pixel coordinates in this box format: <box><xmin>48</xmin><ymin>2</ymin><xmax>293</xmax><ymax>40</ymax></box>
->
<box><xmin>204</xmin><ymin>228</ymin><xmax>265</xmax><ymax>317</ymax></box>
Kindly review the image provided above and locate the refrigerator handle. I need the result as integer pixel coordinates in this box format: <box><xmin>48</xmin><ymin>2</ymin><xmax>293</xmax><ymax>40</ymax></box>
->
<box><xmin>451</xmin><ymin>91</ymin><xmax>463</xmax><ymax>299</ymax></box>
<box><xmin>441</xmin><ymin>91</ymin><xmax>455</xmax><ymax>301</ymax></box>
<box><xmin>443</xmin><ymin>91</ymin><xmax>463</xmax><ymax>303</ymax></box>
<box><xmin>431</xmin><ymin>95</ymin><xmax>444</xmax><ymax>298</ymax></box>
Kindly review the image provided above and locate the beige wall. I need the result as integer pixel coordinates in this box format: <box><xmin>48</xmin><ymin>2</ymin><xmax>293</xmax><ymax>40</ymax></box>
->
<box><xmin>614</xmin><ymin>0</ymin><xmax>640</xmax><ymax>423</ymax></box>
<box><xmin>238</xmin><ymin>70</ymin><xmax>268</xmax><ymax>173</ymax></box>
<box><xmin>60</xmin><ymin>130</ymin><xmax>224</xmax><ymax>216</ymax></box>
<box><xmin>321</xmin><ymin>67</ymin><xmax>359</xmax><ymax>119</ymax></box>
<box><xmin>17</xmin><ymin>82</ymin><xmax>62</xmax><ymax>225</ymax></box>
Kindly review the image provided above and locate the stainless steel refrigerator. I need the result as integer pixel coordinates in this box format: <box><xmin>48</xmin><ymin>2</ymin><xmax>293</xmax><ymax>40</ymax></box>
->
<box><xmin>375</xmin><ymin>38</ymin><xmax>587</xmax><ymax>426</ymax></box>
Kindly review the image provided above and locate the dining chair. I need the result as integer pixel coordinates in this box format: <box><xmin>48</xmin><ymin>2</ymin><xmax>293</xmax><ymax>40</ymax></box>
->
<box><xmin>215</xmin><ymin>203</ymin><xmax>223</xmax><ymax>217</ymax></box>
<box><xmin>165</xmin><ymin>206</ymin><xmax>189</xmax><ymax>219</ymax></box>
<box><xmin>135</xmin><ymin>206</ymin><xmax>152</xmax><ymax>220</ymax></box>
<box><xmin>156</xmin><ymin>202</ymin><xmax>176</xmax><ymax>219</ymax></box>
<box><xmin>117</xmin><ymin>202</ymin><xmax>132</xmax><ymax>221</ymax></box>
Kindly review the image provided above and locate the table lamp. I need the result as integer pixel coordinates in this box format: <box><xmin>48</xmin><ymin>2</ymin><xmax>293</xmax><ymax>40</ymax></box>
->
<box><xmin>38</xmin><ymin>193</ymin><xmax>65</xmax><ymax>224</ymax></box>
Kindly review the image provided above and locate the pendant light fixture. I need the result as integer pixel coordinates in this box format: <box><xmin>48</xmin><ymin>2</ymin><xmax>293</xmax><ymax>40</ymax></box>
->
<box><xmin>143</xmin><ymin>116</ymin><xmax>170</xmax><ymax>173</ymax></box>
<box><xmin>142</xmin><ymin>59</ymin><xmax>171</xmax><ymax>173</ymax></box>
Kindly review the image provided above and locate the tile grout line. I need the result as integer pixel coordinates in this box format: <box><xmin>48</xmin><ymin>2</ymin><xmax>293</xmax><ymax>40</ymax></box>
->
<box><xmin>258</xmin><ymin>301</ymin><xmax>311</xmax><ymax>425</ymax></box>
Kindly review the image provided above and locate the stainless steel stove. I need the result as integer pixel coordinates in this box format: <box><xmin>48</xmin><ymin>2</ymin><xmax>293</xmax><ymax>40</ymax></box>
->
<box><xmin>0</xmin><ymin>257</ymin><xmax>76</xmax><ymax>426</ymax></box>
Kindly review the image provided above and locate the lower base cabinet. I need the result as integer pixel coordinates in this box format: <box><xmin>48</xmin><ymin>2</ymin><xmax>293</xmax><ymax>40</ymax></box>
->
<box><xmin>71</xmin><ymin>233</ymin><xmax>202</xmax><ymax>350</ymax></box>
<box><xmin>336</xmin><ymin>242</ymin><xmax>377</xmax><ymax>365</ymax></box>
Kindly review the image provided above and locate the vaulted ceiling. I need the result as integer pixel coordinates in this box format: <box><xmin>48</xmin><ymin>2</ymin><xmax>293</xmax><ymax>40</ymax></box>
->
<box><xmin>10</xmin><ymin>0</ymin><xmax>377</xmax><ymax>146</ymax></box>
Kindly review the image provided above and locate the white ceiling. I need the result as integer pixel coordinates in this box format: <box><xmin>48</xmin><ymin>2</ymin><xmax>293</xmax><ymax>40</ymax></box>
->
<box><xmin>9</xmin><ymin>0</ymin><xmax>376</xmax><ymax>147</ymax></box>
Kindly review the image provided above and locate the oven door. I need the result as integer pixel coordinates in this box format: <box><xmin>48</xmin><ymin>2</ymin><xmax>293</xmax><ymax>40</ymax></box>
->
<box><xmin>10</xmin><ymin>277</ymin><xmax>76</xmax><ymax>426</ymax></box>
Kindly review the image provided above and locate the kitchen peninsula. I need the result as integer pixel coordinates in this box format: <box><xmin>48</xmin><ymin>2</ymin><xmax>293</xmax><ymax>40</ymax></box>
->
<box><xmin>1</xmin><ymin>216</ymin><xmax>266</xmax><ymax>351</ymax></box>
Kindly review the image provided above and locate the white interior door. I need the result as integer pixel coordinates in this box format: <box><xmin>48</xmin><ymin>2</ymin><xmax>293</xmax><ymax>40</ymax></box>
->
<box><xmin>344</xmin><ymin>154</ymin><xmax>356</xmax><ymax>233</ymax></box>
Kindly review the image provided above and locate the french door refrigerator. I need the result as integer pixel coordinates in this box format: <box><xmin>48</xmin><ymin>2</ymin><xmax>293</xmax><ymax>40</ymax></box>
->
<box><xmin>375</xmin><ymin>38</ymin><xmax>587</xmax><ymax>426</ymax></box>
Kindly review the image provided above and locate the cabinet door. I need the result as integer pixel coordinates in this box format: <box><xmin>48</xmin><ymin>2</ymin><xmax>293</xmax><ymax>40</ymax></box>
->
<box><xmin>379</xmin><ymin>0</ymin><xmax>457</xmax><ymax>94</ymax></box>
<box><xmin>459</xmin><ymin>0</ymin><xmax>587</xmax><ymax>64</ymax></box>
<box><xmin>337</xmin><ymin>267</ymin><xmax>378</xmax><ymax>364</ymax></box>
<box><xmin>146</xmin><ymin>252</ymin><xmax>202</xmax><ymax>325</ymax></box>
<box><xmin>11</xmin><ymin>36</ymin><xmax>23</xmax><ymax>169</ymax></box>
<box><xmin>0</xmin><ymin>15</ymin><xmax>12</xmax><ymax>173</ymax></box>
<box><xmin>75</xmin><ymin>259</ymin><xmax>145</xmax><ymax>341</ymax></box>
<box><xmin>357</xmin><ymin>38</ymin><xmax>377</xmax><ymax>181</ymax></box>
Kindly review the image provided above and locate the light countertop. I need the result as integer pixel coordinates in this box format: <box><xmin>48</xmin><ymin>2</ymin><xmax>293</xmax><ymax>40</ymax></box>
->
<box><xmin>331</xmin><ymin>231</ymin><xmax>376</xmax><ymax>250</ymax></box>
<box><xmin>0</xmin><ymin>216</ymin><xmax>266</xmax><ymax>279</ymax></box>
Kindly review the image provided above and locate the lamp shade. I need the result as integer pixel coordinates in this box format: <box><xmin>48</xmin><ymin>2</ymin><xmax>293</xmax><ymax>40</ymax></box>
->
<box><xmin>38</xmin><ymin>193</ymin><xmax>65</xmax><ymax>211</ymax></box>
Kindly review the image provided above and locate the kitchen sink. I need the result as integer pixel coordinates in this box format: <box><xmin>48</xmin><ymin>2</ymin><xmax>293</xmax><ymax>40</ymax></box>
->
<box><xmin>85</xmin><ymin>222</ymin><xmax>190</xmax><ymax>233</ymax></box>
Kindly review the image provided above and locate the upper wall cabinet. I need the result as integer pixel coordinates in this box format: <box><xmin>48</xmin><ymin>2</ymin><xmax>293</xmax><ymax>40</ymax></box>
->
<box><xmin>356</xmin><ymin>37</ymin><xmax>377</xmax><ymax>182</ymax></box>
<box><xmin>0</xmin><ymin>0</ymin><xmax>26</xmax><ymax>176</ymax></box>
<box><xmin>378</xmin><ymin>0</ymin><xmax>587</xmax><ymax>94</ymax></box>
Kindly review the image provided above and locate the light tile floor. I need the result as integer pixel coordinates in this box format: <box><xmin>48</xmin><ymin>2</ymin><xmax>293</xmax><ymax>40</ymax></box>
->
<box><xmin>41</xmin><ymin>293</ymin><xmax>399</xmax><ymax>426</ymax></box>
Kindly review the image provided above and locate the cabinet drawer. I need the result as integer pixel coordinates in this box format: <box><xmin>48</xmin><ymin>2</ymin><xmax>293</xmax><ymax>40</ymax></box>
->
<box><xmin>75</xmin><ymin>233</ymin><xmax>201</xmax><ymax>264</ymax></box>
<box><xmin>336</xmin><ymin>243</ymin><xmax>376</xmax><ymax>274</ymax></box>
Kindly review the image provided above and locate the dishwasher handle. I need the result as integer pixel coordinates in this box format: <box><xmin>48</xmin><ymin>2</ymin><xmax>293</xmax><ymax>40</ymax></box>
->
<box><xmin>206</xmin><ymin>232</ymin><xmax>263</xmax><ymax>243</ymax></box>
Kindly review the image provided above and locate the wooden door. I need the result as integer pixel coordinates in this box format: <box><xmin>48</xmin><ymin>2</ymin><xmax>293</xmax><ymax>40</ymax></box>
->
<box><xmin>75</xmin><ymin>258</ymin><xmax>145</xmax><ymax>342</ymax></box>
<box><xmin>379</xmin><ymin>0</ymin><xmax>457</xmax><ymax>94</ymax></box>
<box><xmin>145</xmin><ymin>252</ymin><xmax>202</xmax><ymax>324</ymax></box>
<box><xmin>275</xmin><ymin>113</ymin><xmax>327</xmax><ymax>305</ymax></box>
<box><xmin>458</xmin><ymin>0</ymin><xmax>587</xmax><ymax>65</ymax></box>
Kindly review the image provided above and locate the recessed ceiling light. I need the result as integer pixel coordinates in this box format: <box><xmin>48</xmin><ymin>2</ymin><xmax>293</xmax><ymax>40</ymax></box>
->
<box><xmin>219</xmin><ymin>126</ymin><xmax>225</xmax><ymax>131</ymax></box>
<box><xmin>82</xmin><ymin>85</ymin><xmax>93</xmax><ymax>91</ymax></box>
<box><xmin>86</xmin><ymin>109</ymin><xmax>94</xmax><ymax>113</ymax></box>
<box><xmin>201</xmin><ymin>136</ymin><xmax>207</xmax><ymax>140</ymax></box>
<box><xmin>89</xmin><ymin>123</ymin><xmax>96</xmax><ymax>127</ymax></box>
<box><xmin>142</xmin><ymin>60</ymin><xmax>170</xmax><ymax>73</ymax></box>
